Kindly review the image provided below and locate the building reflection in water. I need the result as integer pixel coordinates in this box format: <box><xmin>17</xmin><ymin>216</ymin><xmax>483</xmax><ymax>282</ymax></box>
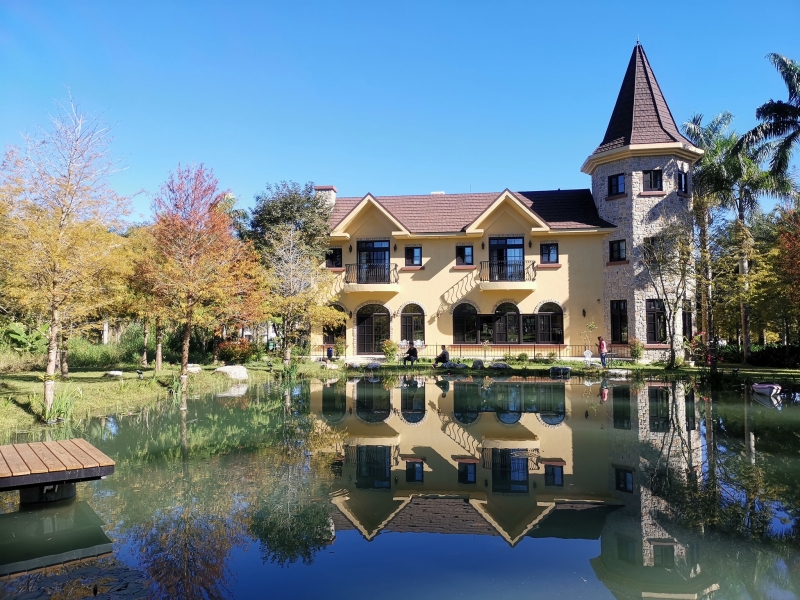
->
<box><xmin>312</xmin><ymin>375</ymin><xmax>719</xmax><ymax>597</ymax></box>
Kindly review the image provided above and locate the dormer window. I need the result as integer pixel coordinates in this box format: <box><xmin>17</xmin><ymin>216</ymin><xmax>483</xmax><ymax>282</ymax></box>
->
<box><xmin>643</xmin><ymin>170</ymin><xmax>663</xmax><ymax>192</ymax></box>
<box><xmin>676</xmin><ymin>171</ymin><xmax>688</xmax><ymax>194</ymax></box>
<box><xmin>608</xmin><ymin>173</ymin><xmax>625</xmax><ymax>196</ymax></box>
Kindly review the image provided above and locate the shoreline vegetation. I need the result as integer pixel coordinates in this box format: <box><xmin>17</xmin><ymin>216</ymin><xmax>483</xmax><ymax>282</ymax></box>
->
<box><xmin>2</xmin><ymin>353</ymin><xmax>799</xmax><ymax>437</ymax></box>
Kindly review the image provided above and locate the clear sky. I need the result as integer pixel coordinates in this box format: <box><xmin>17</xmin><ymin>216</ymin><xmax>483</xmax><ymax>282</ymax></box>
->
<box><xmin>2</xmin><ymin>0</ymin><xmax>799</xmax><ymax>221</ymax></box>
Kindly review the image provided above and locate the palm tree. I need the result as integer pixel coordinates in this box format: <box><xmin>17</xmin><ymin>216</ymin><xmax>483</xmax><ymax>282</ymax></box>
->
<box><xmin>717</xmin><ymin>138</ymin><xmax>796</xmax><ymax>361</ymax></box>
<box><xmin>682</xmin><ymin>112</ymin><xmax>733</xmax><ymax>372</ymax></box>
<box><xmin>740</xmin><ymin>54</ymin><xmax>800</xmax><ymax>177</ymax></box>
<box><xmin>685</xmin><ymin>114</ymin><xmax>796</xmax><ymax>362</ymax></box>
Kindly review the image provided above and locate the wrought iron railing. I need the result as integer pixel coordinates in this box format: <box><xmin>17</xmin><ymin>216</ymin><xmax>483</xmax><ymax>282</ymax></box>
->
<box><xmin>344</xmin><ymin>263</ymin><xmax>399</xmax><ymax>284</ymax></box>
<box><xmin>479</xmin><ymin>260</ymin><xmax>537</xmax><ymax>282</ymax></box>
<box><xmin>311</xmin><ymin>343</ymin><xmax>633</xmax><ymax>360</ymax></box>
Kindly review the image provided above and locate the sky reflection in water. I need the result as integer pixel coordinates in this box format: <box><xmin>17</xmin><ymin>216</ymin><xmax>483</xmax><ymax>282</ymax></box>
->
<box><xmin>3</xmin><ymin>375</ymin><xmax>800</xmax><ymax>599</ymax></box>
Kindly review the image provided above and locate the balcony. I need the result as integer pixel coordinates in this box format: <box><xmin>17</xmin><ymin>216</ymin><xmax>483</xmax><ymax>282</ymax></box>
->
<box><xmin>343</xmin><ymin>263</ymin><xmax>400</xmax><ymax>293</ymax></box>
<box><xmin>478</xmin><ymin>260</ymin><xmax>537</xmax><ymax>291</ymax></box>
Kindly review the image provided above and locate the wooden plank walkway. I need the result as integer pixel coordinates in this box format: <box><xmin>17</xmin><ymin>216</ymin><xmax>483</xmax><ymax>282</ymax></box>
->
<box><xmin>0</xmin><ymin>439</ymin><xmax>114</xmax><ymax>492</ymax></box>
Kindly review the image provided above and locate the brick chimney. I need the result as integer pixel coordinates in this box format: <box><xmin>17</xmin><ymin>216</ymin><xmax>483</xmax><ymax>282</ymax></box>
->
<box><xmin>314</xmin><ymin>185</ymin><xmax>337</xmax><ymax>208</ymax></box>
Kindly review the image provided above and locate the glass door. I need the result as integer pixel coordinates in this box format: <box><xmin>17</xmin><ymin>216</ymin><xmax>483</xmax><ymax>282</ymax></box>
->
<box><xmin>357</xmin><ymin>240</ymin><xmax>390</xmax><ymax>283</ymax></box>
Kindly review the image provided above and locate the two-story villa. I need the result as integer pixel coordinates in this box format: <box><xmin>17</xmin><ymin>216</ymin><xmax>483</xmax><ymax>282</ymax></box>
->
<box><xmin>315</xmin><ymin>44</ymin><xmax>702</xmax><ymax>361</ymax></box>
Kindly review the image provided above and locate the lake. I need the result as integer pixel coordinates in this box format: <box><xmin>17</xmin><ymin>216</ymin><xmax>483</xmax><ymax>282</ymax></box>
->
<box><xmin>2</xmin><ymin>373</ymin><xmax>800</xmax><ymax>599</ymax></box>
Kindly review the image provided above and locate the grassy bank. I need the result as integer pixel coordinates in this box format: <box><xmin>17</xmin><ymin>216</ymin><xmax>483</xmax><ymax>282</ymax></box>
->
<box><xmin>0</xmin><ymin>362</ymin><xmax>329</xmax><ymax>436</ymax></box>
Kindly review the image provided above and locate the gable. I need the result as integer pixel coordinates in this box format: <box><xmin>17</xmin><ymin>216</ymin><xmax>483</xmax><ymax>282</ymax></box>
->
<box><xmin>466</xmin><ymin>190</ymin><xmax>549</xmax><ymax>234</ymax></box>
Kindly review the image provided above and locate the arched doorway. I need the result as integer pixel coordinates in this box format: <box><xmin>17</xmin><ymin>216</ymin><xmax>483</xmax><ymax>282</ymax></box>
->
<box><xmin>356</xmin><ymin>304</ymin><xmax>390</xmax><ymax>354</ymax></box>
<box><xmin>537</xmin><ymin>302</ymin><xmax>564</xmax><ymax>343</ymax></box>
<box><xmin>400</xmin><ymin>303</ymin><xmax>425</xmax><ymax>344</ymax></box>
<box><xmin>495</xmin><ymin>302</ymin><xmax>520</xmax><ymax>343</ymax></box>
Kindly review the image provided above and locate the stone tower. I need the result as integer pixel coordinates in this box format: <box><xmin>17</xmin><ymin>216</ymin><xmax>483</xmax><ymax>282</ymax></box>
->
<box><xmin>581</xmin><ymin>43</ymin><xmax>703</xmax><ymax>360</ymax></box>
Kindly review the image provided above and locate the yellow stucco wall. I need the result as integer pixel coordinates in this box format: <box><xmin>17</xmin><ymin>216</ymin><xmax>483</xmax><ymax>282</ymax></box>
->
<box><xmin>316</xmin><ymin>195</ymin><xmax>609</xmax><ymax>356</ymax></box>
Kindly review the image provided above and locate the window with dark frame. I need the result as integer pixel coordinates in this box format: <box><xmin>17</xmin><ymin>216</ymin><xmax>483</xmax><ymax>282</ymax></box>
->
<box><xmin>608</xmin><ymin>173</ymin><xmax>625</xmax><ymax>196</ymax></box>
<box><xmin>646</xmin><ymin>299</ymin><xmax>667</xmax><ymax>343</ymax></box>
<box><xmin>456</xmin><ymin>245</ymin><xmax>474</xmax><ymax>266</ymax></box>
<box><xmin>405</xmin><ymin>461</ymin><xmax>424</xmax><ymax>483</ymax></box>
<box><xmin>653</xmin><ymin>545</ymin><xmax>675</xmax><ymax>568</ymax></box>
<box><xmin>609</xmin><ymin>240</ymin><xmax>626</xmax><ymax>262</ymax></box>
<box><xmin>617</xmin><ymin>536</ymin><xmax>636</xmax><ymax>564</ymax></box>
<box><xmin>458</xmin><ymin>462</ymin><xmax>477</xmax><ymax>484</ymax></box>
<box><xmin>613</xmin><ymin>386</ymin><xmax>632</xmax><ymax>430</ymax></box>
<box><xmin>649</xmin><ymin>387</ymin><xmax>670</xmax><ymax>432</ymax></box>
<box><xmin>540</xmin><ymin>243</ymin><xmax>558</xmax><ymax>264</ymax></box>
<box><xmin>676</xmin><ymin>171</ymin><xmax>688</xmax><ymax>194</ymax></box>
<box><xmin>452</xmin><ymin>302</ymin><xmax>561</xmax><ymax>344</ymax></box>
<box><xmin>610</xmin><ymin>300</ymin><xmax>628</xmax><ymax>344</ymax></box>
<box><xmin>643</xmin><ymin>170</ymin><xmax>663</xmax><ymax>191</ymax></box>
<box><xmin>405</xmin><ymin>246</ymin><xmax>422</xmax><ymax>266</ymax></box>
<box><xmin>400</xmin><ymin>304</ymin><xmax>425</xmax><ymax>343</ymax></box>
<box><xmin>325</xmin><ymin>247</ymin><xmax>342</xmax><ymax>268</ymax></box>
<box><xmin>544</xmin><ymin>464</ymin><xmax>564</xmax><ymax>486</ymax></box>
<box><xmin>615</xmin><ymin>468</ymin><xmax>633</xmax><ymax>493</ymax></box>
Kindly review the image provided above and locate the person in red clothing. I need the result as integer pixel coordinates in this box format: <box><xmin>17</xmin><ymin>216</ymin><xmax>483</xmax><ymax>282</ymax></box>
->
<box><xmin>597</xmin><ymin>336</ymin><xmax>608</xmax><ymax>368</ymax></box>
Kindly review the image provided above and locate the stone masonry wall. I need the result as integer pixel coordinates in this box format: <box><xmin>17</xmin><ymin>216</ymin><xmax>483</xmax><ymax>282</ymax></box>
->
<box><xmin>591</xmin><ymin>154</ymin><xmax>695</xmax><ymax>361</ymax></box>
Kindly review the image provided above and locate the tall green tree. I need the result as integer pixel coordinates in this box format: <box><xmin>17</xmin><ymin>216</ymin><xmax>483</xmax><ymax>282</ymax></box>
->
<box><xmin>683</xmin><ymin>112</ymin><xmax>734</xmax><ymax>371</ymax></box>
<box><xmin>740</xmin><ymin>54</ymin><xmax>800</xmax><ymax>177</ymax></box>
<box><xmin>247</xmin><ymin>181</ymin><xmax>333</xmax><ymax>259</ymax></box>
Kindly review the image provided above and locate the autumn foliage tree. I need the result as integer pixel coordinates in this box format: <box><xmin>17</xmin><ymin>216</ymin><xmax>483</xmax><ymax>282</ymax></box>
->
<box><xmin>136</xmin><ymin>164</ymin><xmax>266</xmax><ymax>394</ymax></box>
<box><xmin>0</xmin><ymin>99</ymin><xmax>130</xmax><ymax>413</ymax></box>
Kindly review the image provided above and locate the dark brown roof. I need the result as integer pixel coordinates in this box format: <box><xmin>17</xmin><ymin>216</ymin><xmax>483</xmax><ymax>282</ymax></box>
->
<box><xmin>594</xmin><ymin>44</ymin><xmax>693</xmax><ymax>154</ymax></box>
<box><xmin>330</xmin><ymin>189</ymin><xmax>616</xmax><ymax>233</ymax></box>
<box><xmin>382</xmin><ymin>497</ymin><xmax>498</xmax><ymax>536</ymax></box>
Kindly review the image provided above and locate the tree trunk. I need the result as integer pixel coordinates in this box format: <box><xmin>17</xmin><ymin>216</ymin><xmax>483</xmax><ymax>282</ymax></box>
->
<box><xmin>60</xmin><ymin>328</ymin><xmax>69</xmax><ymax>379</ymax></box>
<box><xmin>102</xmin><ymin>319</ymin><xmax>109</xmax><ymax>345</ymax></box>
<box><xmin>44</xmin><ymin>308</ymin><xmax>60</xmax><ymax>415</ymax></box>
<box><xmin>282</xmin><ymin>320</ymin><xmax>291</xmax><ymax>367</ymax></box>
<box><xmin>141</xmin><ymin>320</ymin><xmax>149</xmax><ymax>368</ymax></box>
<box><xmin>155</xmin><ymin>317</ymin><xmax>163</xmax><ymax>372</ymax></box>
<box><xmin>738</xmin><ymin>205</ymin><xmax>751</xmax><ymax>363</ymax></box>
<box><xmin>180</xmin><ymin>315</ymin><xmax>192</xmax><ymax>396</ymax></box>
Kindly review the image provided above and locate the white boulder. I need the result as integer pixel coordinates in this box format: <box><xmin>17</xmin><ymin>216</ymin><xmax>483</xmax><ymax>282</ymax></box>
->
<box><xmin>214</xmin><ymin>365</ymin><xmax>249</xmax><ymax>381</ymax></box>
<box><xmin>324</xmin><ymin>363</ymin><xmax>340</xmax><ymax>370</ymax></box>
<box><xmin>187</xmin><ymin>364</ymin><xmax>203</xmax><ymax>374</ymax></box>
<box><xmin>104</xmin><ymin>370</ymin><xmax>123</xmax><ymax>377</ymax></box>
<box><xmin>365</xmin><ymin>362</ymin><xmax>382</xmax><ymax>370</ymax></box>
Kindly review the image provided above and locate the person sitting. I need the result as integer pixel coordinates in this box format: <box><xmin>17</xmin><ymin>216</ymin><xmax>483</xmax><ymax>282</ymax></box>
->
<box><xmin>433</xmin><ymin>345</ymin><xmax>450</xmax><ymax>368</ymax></box>
<box><xmin>403</xmin><ymin>341</ymin><xmax>418</xmax><ymax>367</ymax></box>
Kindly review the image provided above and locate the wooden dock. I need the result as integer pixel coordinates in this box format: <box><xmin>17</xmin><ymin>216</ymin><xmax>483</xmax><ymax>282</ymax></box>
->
<box><xmin>0</xmin><ymin>439</ymin><xmax>115</xmax><ymax>493</ymax></box>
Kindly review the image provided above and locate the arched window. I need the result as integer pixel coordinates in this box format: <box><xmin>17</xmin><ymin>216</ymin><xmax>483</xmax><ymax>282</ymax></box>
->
<box><xmin>321</xmin><ymin>382</ymin><xmax>347</xmax><ymax>423</ymax></box>
<box><xmin>495</xmin><ymin>303</ymin><xmax>520</xmax><ymax>344</ymax></box>
<box><xmin>400</xmin><ymin>379</ymin><xmax>425</xmax><ymax>424</ymax></box>
<box><xmin>453</xmin><ymin>382</ymin><xmax>481</xmax><ymax>424</ymax></box>
<box><xmin>323</xmin><ymin>305</ymin><xmax>347</xmax><ymax>345</ymax></box>
<box><xmin>401</xmin><ymin>304</ymin><xmax>425</xmax><ymax>344</ymax></box>
<box><xmin>453</xmin><ymin>303</ymin><xmax>478</xmax><ymax>343</ymax></box>
<box><xmin>355</xmin><ymin>380</ymin><xmax>391</xmax><ymax>423</ymax></box>
<box><xmin>537</xmin><ymin>302</ymin><xmax>564</xmax><ymax>344</ymax></box>
<box><xmin>356</xmin><ymin>304</ymin><xmax>390</xmax><ymax>354</ymax></box>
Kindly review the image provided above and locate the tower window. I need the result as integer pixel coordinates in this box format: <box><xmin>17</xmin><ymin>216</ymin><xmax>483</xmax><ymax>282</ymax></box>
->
<box><xmin>676</xmin><ymin>171</ymin><xmax>688</xmax><ymax>194</ymax></box>
<box><xmin>610</xmin><ymin>300</ymin><xmax>628</xmax><ymax>343</ymax></box>
<box><xmin>540</xmin><ymin>243</ymin><xmax>558</xmax><ymax>264</ymax></box>
<box><xmin>608</xmin><ymin>173</ymin><xmax>625</xmax><ymax>196</ymax></box>
<box><xmin>609</xmin><ymin>240</ymin><xmax>626</xmax><ymax>262</ymax></box>
<box><xmin>646</xmin><ymin>299</ymin><xmax>667</xmax><ymax>343</ymax></box>
<box><xmin>643</xmin><ymin>170</ymin><xmax>663</xmax><ymax>192</ymax></box>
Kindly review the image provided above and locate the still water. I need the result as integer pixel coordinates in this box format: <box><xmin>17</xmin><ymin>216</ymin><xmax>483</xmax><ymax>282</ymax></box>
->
<box><xmin>3</xmin><ymin>374</ymin><xmax>800</xmax><ymax>599</ymax></box>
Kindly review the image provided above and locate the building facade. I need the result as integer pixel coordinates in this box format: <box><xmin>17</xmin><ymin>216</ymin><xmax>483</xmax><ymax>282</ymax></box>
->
<box><xmin>315</xmin><ymin>44</ymin><xmax>701</xmax><ymax>360</ymax></box>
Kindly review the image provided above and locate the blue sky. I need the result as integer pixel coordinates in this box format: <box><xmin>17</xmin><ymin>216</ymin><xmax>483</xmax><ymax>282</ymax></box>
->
<box><xmin>2</xmin><ymin>0</ymin><xmax>799</xmax><ymax>220</ymax></box>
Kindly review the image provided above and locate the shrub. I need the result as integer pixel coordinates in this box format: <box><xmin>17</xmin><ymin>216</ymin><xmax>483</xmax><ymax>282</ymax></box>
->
<box><xmin>502</xmin><ymin>352</ymin><xmax>516</xmax><ymax>363</ymax></box>
<box><xmin>629</xmin><ymin>338</ymin><xmax>644</xmax><ymax>362</ymax></box>
<box><xmin>517</xmin><ymin>353</ymin><xmax>529</xmax><ymax>363</ymax></box>
<box><xmin>748</xmin><ymin>344</ymin><xmax>800</xmax><ymax>368</ymax></box>
<box><xmin>381</xmin><ymin>339</ymin><xmax>400</xmax><ymax>363</ymax></box>
<box><xmin>334</xmin><ymin>337</ymin><xmax>346</xmax><ymax>358</ymax></box>
<box><xmin>717</xmin><ymin>344</ymin><xmax>743</xmax><ymax>364</ymax></box>
<box><xmin>218</xmin><ymin>339</ymin><xmax>256</xmax><ymax>364</ymax></box>
<box><xmin>547</xmin><ymin>351</ymin><xmax>557</xmax><ymax>364</ymax></box>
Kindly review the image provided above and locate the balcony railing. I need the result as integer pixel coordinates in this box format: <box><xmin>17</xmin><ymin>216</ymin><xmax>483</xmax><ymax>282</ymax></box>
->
<box><xmin>344</xmin><ymin>263</ymin><xmax>399</xmax><ymax>284</ymax></box>
<box><xmin>479</xmin><ymin>260</ymin><xmax>537</xmax><ymax>282</ymax></box>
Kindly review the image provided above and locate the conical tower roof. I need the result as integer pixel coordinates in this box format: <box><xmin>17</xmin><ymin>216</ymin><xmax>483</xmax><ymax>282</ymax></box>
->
<box><xmin>593</xmin><ymin>44</ymin><xmax>693</xmax><ymax>155</ymax></box>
